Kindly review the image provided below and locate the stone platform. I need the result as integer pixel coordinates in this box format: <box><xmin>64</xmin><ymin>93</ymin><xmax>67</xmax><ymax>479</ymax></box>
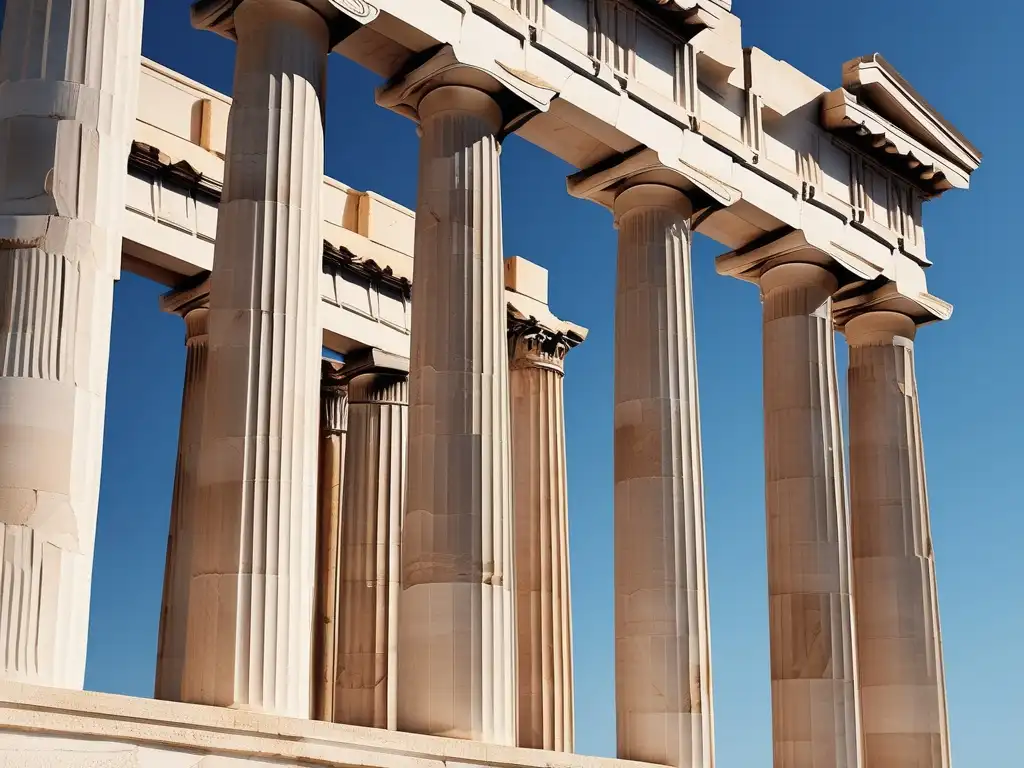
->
<box><xmin>0</xmin><ymin>683</ymin><xmax>657</xmax><ymax>768</ymax></box>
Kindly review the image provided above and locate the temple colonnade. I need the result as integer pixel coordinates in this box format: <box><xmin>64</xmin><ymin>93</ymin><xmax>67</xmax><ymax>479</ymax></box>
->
<box><xmin>0</xmin><ymin>2</ymin><xmax>973</xmax><ymax>768</ymax></box>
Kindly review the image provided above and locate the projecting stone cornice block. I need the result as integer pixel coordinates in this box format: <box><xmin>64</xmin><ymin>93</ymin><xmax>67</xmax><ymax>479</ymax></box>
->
<box><xmin>842</xmin><ymin>54</ymin><xmax>981</xmax><ymax>172</ymax></box>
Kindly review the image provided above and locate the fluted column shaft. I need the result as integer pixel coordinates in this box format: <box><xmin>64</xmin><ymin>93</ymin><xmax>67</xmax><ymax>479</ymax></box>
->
<box><xmin>510</xmin><ymin>328</ymin><xmax>575</xmax><ymax>752</ymax></box>
<box><xmin>0</xmin><ymin>0</ymin><xmax>143</xmax><ymax>687</ymax></box>
<box><xmin>613</xmin><ymin>184</ymin><xmax>714</xmax><ymax>768</ymax></box>
<box><xmin>760</xmin><ymin>263</ymin><xmax>860</xmax><ymax>768</ymax></box>
<box><xmin>313</xmin><ymin>371</ymin><xmax>347</xmax><ymax>721</ymax></box>
<box><xmin>182</xmin><ymin>0</ymin><xmax>327</xmax><ymax>717</ymax></box>
<box><xmin>845</xmin><ymin>311</ymin><xmax>949</xmax><ymax>768</ymax></box>
<box><xmin>336</xmin><ymin>372</ymin><xmax>408</xmax><ymax>729</ymax></box>
<box><xmin>400</xmin><ymin>85</ymin><xmax>516</xmax><ymax>744</ymax></box>
<box><xmin>155</xmin><ymin>307</ymin><xmax>210</xmax><ymax>701</ymax></box>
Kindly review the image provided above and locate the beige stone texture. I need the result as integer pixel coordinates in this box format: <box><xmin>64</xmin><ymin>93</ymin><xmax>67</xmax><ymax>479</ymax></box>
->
<box><xmin>612</xmin><ymin>184</ymin><xmax>713</xmax><ymax>768</ymax></box>
<box><xmin>0</xmin><ymin>682</ymin><xmax>665</xmax><ymax>768</ymax></box>
<box><xmin>844</xmin><ymin>311</ymin><xmax>950</xmax><ymax>768</ymax></box>
<box><xmin>0</xmin><ymin>0</ymin><xmax>143</xmax><ymax>688</ymax></box>
<box><xmin>335</xmin><ymin>371</ymin><xmax>408</xmax><ymax>730</ymax></box>
<box><xmin>399</xmin><ymin>85</ymin><xmax>516</xmax><ymax>744</ymax></box>
<box><xmin>313</xmin><ymin>364</ymin><xmax>348</xmax><ymax>722</ymax></box>
<box><xmin>181</xmin><ymin>0</ymin><xmax>328</xmax><ymax>716</ymax></box>
<box><xmin>759</xmin><ymin>263</ymin><xmax>860</xmax><ymax>768</ymax></box>
<box><xmin>155</xmin><ymin>305</ymin><xmax>210</xmax><ymax>702</ymax></box>
<box><xmin>508</xmin><ymin>311</ymin><xmax>579</xmax><ymax>752</ymax></box>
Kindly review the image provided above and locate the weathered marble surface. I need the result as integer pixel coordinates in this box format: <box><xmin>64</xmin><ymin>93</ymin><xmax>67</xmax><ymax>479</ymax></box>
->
<box><xmin>0</xmin><ymin>683</ymin><xmax>662</xmax><ymax>768</ymax></box>
<box><xmin>760</xmin><ymin>263</ymin><xmax>859</xmax><ymax>768</ymax></box>
<box><xmin>845</xmin><ymin>311</ymin><xmax>950</xmax><ymax>768</ymax></box>
<box><xmin>399</xmin><ymin>85</ymin><xmax>515</xmax><ymax>744</ymax></box>
<box><xmin>613</xmin><ymin>184</ymin><xmax>714</xmax><ymax>768</ymax></box>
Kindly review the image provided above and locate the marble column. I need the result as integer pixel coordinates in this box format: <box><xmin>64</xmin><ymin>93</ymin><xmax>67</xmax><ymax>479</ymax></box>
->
<box><xmin>509</xmin><ymin>322</ymin><xmax>576</xmax><ymax>752</ymax></box>
<box><xmin>0</xmin><ymin>0</ymin><xmax>143</xmax><ymax>687</ymax></box>
<box><xmin>760</xmin><ymin>263</ymin><xmax>860</xmax><ymax>768</ymax></box>
<box><xmin>155</xmin><ymin>305</ymin><xmax>210</xmax><ymax>701</ymax></box>
<box><xmin>613</xmin><ymin>184</ymin><xmax>714</xmax><ymax>768</ymax></box>
<box><xmin>844</xmin><ymin>311</ymin><xmax>949</xmax><ymax>768</ymax></box>
<box><xmin>336</xmin><ymin>371</ymin><xmax>408</xmax><ymax>729</ymax></box>
<box><xmin>182</xmin><ymin>0</ymin><xmax>327</xmax><ymax>717</ymax></box>
<box><xmin>400</xmin><ymin>84</ymin><xmax>516</xmax><ymax>744</ymax></box>
<box><xmin>313</xmin><ymin>365</ymin><xmax>347</xmax><ymax>722</ymax></box>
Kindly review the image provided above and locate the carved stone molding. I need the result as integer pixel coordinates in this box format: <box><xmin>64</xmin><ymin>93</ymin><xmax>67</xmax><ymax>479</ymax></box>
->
<box><xmin>507</xmin><ymin>317</ymin><xmax>582</xmax><ymax>375</ymax></box>
<box><xmin>321</xmin><ymin>361</ymin><xmax>349</xmax><ymax>436</ymax></box>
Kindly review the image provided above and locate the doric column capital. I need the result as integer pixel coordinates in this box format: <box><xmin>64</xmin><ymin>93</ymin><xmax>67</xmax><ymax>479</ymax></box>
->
<box><xmin>759</xmin><ymin>261</ymin><xmax>838</xmax><ymax>295</ymax></box>
<box><xmin>613</xmin><ymin>183</ymin><xmax>693</xmax><ymax>227</ymax></box>
<box><xmin>507</xmin><ymin>318</ymin><xmax>579</xmax><ymax>375</ymax></box>
<box><xmin>417</xmin><ymin>86</ymin><xmax>503</xmax><ymax>135</ymax></box>
<box><xmin>191</xmin><ymin>0</ymin><xmax>378</xmax><ymax>47</ymax></box>
<box><xmin>321</xmin><ymin>361</ymin><xmax>348</xmax><ymax>436</ymax></box>
<box><xmin>374</xmin><ymin>44</ymin><xmax>557</xmax><ymax>139</ymax></box>
<box><xmin>844</xmin><ymin>310</ymin><xmax>917</xmax><ymax>347</ymax></box>
<box><xmin>183</xmin><ymin>306</ymin><xmax>209</xmax><ymax>347</ymax></box>
<box><xmin>347</xmin><ymin>371</ymin><xmax>408</xmax><ymax>405</ymax></box>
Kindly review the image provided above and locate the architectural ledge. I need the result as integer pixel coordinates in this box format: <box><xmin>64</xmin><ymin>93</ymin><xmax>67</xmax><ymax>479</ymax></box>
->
<box><xmin>842</xmin><ymin>54</ymin><xmax>981</xmax><ymax>173</ymax></box>
<box><xmin>191</xmin><ymin>0</ymin><xmax>380</xmax><ymax>45</ymax></box>
<box><xmin>821</xmin><ymin>89</ymin><xmax>970</xmax><ymax>195</ymax></box>
<box><xmin>129</xmin><ymin>142</ymin><xmax>223</xmax><ymax>200</ymax></box>
<box><xmin>0</xmin><ymin>682</ymin><xmax>661</xmax><ymax>768</ymax></box>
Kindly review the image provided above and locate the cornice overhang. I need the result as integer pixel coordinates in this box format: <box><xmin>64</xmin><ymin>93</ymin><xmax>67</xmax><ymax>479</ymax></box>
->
<box><xmin>375</xmin><ymin>44</ymin><xmax>558</xmax><ymax>137</ymax></box>
<box><xmin>191</xmin><ymin>0</ymin><xmax>379</xmax><ymax>46</ymax></box>
<box><xmin>840</xmin><ymin>54</ymin><xmax>980</xmax><ymax>174</ymax></box>
<box><xmin>130</xmin><ymin>140</ymin><xmax>413</xmax><ymax>300</ymax></box>
<box><xmin>642</xmin><ymin>0</ymin><xmax>732</xmax><ymax>31</ymax></box>
<box><xmin>129</xmin><ymin>142</ymin><xmax>223</xmax><ymax>200</ymax></box>
<box><xmin>833</xmin><ymin>278</ymin><xmax>953</xmax><ymax>328</ymax></box>
<box><xmin>821</xmin><ymin>89</ymin><xmax>969</xmax><ymax>197</ymax></box>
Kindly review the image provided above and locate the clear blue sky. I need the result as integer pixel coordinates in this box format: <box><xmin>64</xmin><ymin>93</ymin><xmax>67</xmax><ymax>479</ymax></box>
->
<box><xmin>71</xmin><ymin>1</ymin><xmax>1022</xmax><ymax>764</ymax></box>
